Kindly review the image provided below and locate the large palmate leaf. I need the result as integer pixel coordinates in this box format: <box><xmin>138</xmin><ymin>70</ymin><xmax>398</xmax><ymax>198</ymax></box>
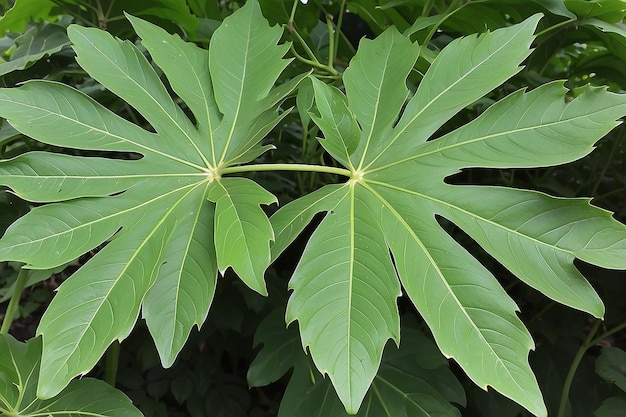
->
<box><xmin>0</xmin><ymin>334</ymin><xmax>143</xmax><ymax>416</ymax></box>
<box><xmin>0</xmin><ymin>0</ymin><xmax>295</xmax><ymax>398</ymax></box>
<box><xmin>272</xmin><ymin>15</ymin><xmax>626</xmax><ymax>416</ymax></box>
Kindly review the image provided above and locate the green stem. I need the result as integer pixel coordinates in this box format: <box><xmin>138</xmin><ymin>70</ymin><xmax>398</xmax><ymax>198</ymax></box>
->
<box><xmin>591</xmin><ymin>130</ymin><xmax>623</xmax><ymax>196</ymax></box>
<box><xmin>288</xmin><ymin>0</ymin><xmax>299</xmax><ymax>26</ymax></box>
<box><xmin>333</xmin><ymin>0</ymin><xmax>347</xmax><ymax>63</ymax></box>
<box><xmin>291</xmin><ymin>26</ymin><xmax>321</xmax><ymax>64</ymax></box>
<box><xmin>222</xmin><ymin>163</ymin><xmax>351</xmax><ymax>177</ymax></box>
<box><xmin>287</xmin><ymin>24</ymin><xmax>340</xmax><ymax>77</ymax></box>
<box><xmin>0</xmin><ymin>268</ymin><xmax>29</xmax><ymax>334</ymax></box>
<box><xmin>326</xmin><ymin>16</ymin><xmax>335</xmax><ymax>72</ymax></box>
<box><xmin>535</xmin><ymin>18</ymin><xmax>577</xmax><ymax>38</ymax></box>
<box><xmin>104</xmin><ymin>341</ymin><xmax>120</xmax><ymax>387</ymax></box>
<box><xmin>556</xmin><ymin>320</ymin><xmax>601</xmax><ymax>417</ymax></box>
<box><xmin>590</xmin><ymin>320</ymin><xmax>626</xmax><ymax>347</ymax></box>
<box><xmin>289</xmin><ymin>45</ymin><xmax>332</xmax><ymax>74</ymax></box>
<box><xmin>422</xmin><ymin>1</ymin><xmax>469</xmax><ymax>47</ymax></box>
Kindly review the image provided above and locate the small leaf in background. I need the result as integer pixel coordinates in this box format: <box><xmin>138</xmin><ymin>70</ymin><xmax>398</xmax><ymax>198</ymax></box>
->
<box><xmin>0</xmin><ymin>22</ymin><xmax>69</xmax><ymax>77</ymax></box>
<box><xmin>596</xmin><ymin>347</ymin><xmax>626</xmax><ymax>392</ymax></box>
<box><xmin>0</xmin><ymin>0</ymin><xmax>56</xmax><ymax>34</ymax></box>
<box><xmin>0</xmin><ymin>334</ymin><xmax>144</xmax><ymax>417</ymax></box>
<box><xmin>247</xmin><ymin>309</ymin><xmax>301</xmax><ymax>387</ymax></box>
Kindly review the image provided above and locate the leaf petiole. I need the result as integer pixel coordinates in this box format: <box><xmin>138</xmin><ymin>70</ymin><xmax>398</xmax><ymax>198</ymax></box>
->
<box><xmin>221</xmin><ymin>163</ymin><xmax>351</xmax><ymax>177</ymax></box>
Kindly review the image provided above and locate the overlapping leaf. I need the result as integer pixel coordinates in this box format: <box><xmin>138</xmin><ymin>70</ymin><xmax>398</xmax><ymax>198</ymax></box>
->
<box><xmin>272</xmin><ymin>16</ymin><xmax>626</xmax><ymax>416</ymax></box>
<box><xmin>0</xmin><ymin>0</ymin><xmax>294</xmax><ymax>398</ymax></box>
<box><xmin>248</xmin><ymin>310</ymin><xmax>464</xmax><ymax>417</ymax></box>
<box><xmin>0</xmin><ymin>334</ymin><xmax>143</xmax><ymax>416</ymax></box>
<box><xmin>0</xmin><ymin>22</ymin><xmax>69</xmax><ymax>77</ymax></box>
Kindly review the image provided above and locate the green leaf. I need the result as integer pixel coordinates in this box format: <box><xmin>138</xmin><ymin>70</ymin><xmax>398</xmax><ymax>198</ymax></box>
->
<box><xmin>595</xmin><ymin>396</ymin><xmax>626</xmax><ymax>417</ymax></box>
<box><xmin>0</xmin><ymin>22</ymin><xmax>69</xmax><ymax>77</ymax></box>
<box><xmin>564</xmin><ymin>0</ymin><xmax>626</xmax><ymax>23</ymax></box>
<box><xmin>0</xmin><ymin>334</ymin><xmax>143</xmax><ymax>416</ymax></box>
<box><xmin>126</xmin><ymin>13</ymin><xmax>220</xmax><ymax>153</ymax></box>
<box><xmin>342</xmin><ymin>26</ymin><xmax>419</xmax><ymax>170</ymax></box>
<box><xmin>368</xmin><ymin>187</ymin><xmax>542</xmax><ymax>413</ymax></box>
<box><xmin>0</xmin><ymin>0</ymin><xmax>293</xmax><ymax>398</ymax></box>
<box><xmin>308</xmin><ymin>77</ymin><xmax>360</xmax><ymax>168</ymax></box>
<box><xmin>276</xmin><ymin>328</ymin><xmax>464</xmax><ymax>417</ymax></box>
<box><xmin>208</xmin><ymin>178</ymin><xmax>276</xmax><ymax>295</ymax></box>
<box><xmin>596</xmin><ymin>347</ymin><xmax>626</xmax><ymax>392</ymax></box>
<box><xmin>278</xmin><ymin>13</ymin><xmax>626</xmax><ymax>416</ymax></box>
<box><xmin>247</xmin><ymin>309</ymin><xmax>301</xmax><ymax>387</ymax></box>
<box><xmin>209</xmin><ymin>0</ymin><xmax>291</xmax><ymax>165</ymax></box>
<box><xmin>142</xmin><ymin>184</ymin><xmax>218</xmax><ymax>367</ymax></box>
<box><xmin>285</xmin><ymin>184</ymin><xmax>401</xmax><ymax>412</ymax></box>
<box><xmin>368</xmin><ymin>14</ymin><xmax>542</xmax><ymax>169</ymax></box>
<box><xmin>0</xmin><ymin>0</ymin><xmax>55</xmax><ymax>34</ymax></box>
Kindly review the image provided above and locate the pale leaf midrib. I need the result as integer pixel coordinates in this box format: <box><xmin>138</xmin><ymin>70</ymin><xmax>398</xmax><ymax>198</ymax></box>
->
<box><xmin>367</xmin><ymin>179</ymin><xmax>575</xmax><ymax>257</ymax></box>
<box><xmin>364</xmin><ymin>23</ymin><xmax>530</xmax><ymax>171</ymax></box>
<box><xmin>0</xmin><ymin>97</ymin><xmax>208</xmax><ymax>172</ymax></box>
<box><xmin>369</xmin><ymin>109</ymin><xmax>610</xmax><ymax>174</ymax></box>
<box><xmin>4</xmin><ymin>181</ymin><xmax>207</xmax><ymax>255</ymax></box>
<box><xmin>357</xmin><ymin>45</ymin><xmax>392</xmax><ymax>171</ymax></box>
<box><xmin>168</xmin><ymin>182</ymin><xmax>212</xmax><ymax>355</ymax></box>
<box><xmin>218</xmin><ymin>17</ymin><xmax>252</xmax><ymax>166</ymax></box>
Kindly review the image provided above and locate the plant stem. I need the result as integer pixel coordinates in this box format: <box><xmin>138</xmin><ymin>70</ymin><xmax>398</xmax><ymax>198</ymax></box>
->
<box><xmin>556</xmin><ymin>319</ymin><xmax>601</xmax><ymax>417</ymax></box>
<box><xmin>333</xmin><ymin>0</ymin><xmax>347</xmax><ymax>63</ymax></box>
<box><xmin>590</xmin><ymin>320</ymin><xmax>626</xmax><ymax>346</ymax></box>
<box><xmin>0</xmin><ymin>268</ymin><xmax>29</xmax><ymax>335</ymax></box>
<box><xmin>291</xmin><ymin>26</ymin><xmax>321</xmax><ymax>64</ymax></box>
<box><xmin>591</xmin><ymin>129</ymin><xmax>623</xmax><ymax>196</ymax></box>
<box><xmin>286</xmin><ymin>21</ymin><xmax>340</xmax><ymax>77</ymax></box>
<box><xmin>422</xmin><ymin>1</ymin><xmax>469</xmax><ymax>47</ymax></box>
<box><xmin>221</xmin><ymin>163</ymin><xmax>351</xmax><ymax>177</ymax></box>
<box><xmin>535</xmin><ymin>18</ymin><xmax>577</xmax><ymax>38</ymax></box>
<box><xmin>104</xmin><ymin>341</ymin><xmax>120</xmax><ymax>387</ymax></box>
<box><xmin>288</xmin><ymin>0</ymin><xmax>299</xmax><ymax>29</ymax></box>
<box><xmin>326</xmin><ymin>16</ymin><xmax>335</xmax><ymax>72</ymax></box>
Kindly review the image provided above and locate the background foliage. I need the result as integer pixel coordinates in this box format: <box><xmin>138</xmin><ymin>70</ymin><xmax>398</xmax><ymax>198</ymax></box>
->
<box><xmin>0</xmin><ymin>1</ymin><xmax>625</xmax><ymax>416</ymax></box>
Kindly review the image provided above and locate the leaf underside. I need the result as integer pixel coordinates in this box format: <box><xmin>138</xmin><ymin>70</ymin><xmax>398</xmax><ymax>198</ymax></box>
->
<box><xmin>272</xmin><ymin>14</ymin><xmax>626</xmax><ymax>417</ymax></box>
